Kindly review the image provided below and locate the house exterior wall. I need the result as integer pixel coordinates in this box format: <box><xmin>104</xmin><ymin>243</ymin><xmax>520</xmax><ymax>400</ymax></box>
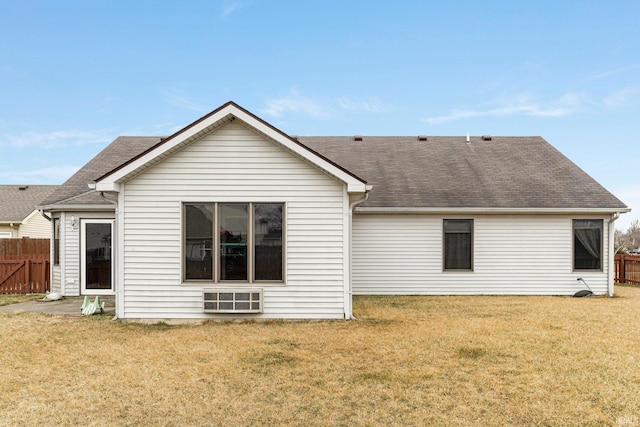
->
<box><xmin>55</xmin><ymin>210</ymin><xmax>115</xmax><ymax>296</ymax></box>
<box><xmin>17</xmin><ymin>210</ymin><xmax>51</xmax><ymax>238</ymax></box>
<box><xmin>352</xmin><ymin>213</ymin><xmax>612</xmax><ymax>295</ymax></box>
<box><xmin>0</xmin><ymin>225</ymin><xmax>16</xmax><ymax>238</ymax></box>
<box><xmin>119</xmin><ymin>121</ymin><xmax>347</xmax><ymax>319</ymax></box>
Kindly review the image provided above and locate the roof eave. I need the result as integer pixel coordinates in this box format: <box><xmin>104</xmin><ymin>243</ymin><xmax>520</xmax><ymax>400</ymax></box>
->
<box><xmin>355</xmin><ymin>206</ymin><xmax>631</xmax><ymax>215</ymax></box>
<box><xmin>38</xmin><ymin>204</ymin><xmax>116</xmax><ymax>212</ymax></box>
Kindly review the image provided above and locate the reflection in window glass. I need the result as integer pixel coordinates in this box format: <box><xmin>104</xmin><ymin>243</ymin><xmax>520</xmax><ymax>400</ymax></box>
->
<box><xmin>254</xmin><ymin>204</ymin><xmax>283</xmax><ymax>281</ymax></box>
<box><xmin>185</xmin><ymin>204</ymin><xmax>213</xmax><ymax>280</ymax></box>
<box><xmin>53</xmin><ymin>218</ymin><xmax>60</xmax><ymax>265</ymax></box>
<box><xmin>573</xmin><ymin>219</ymin><xmax>602</xmax><ymax>270</ymax></box>
<box><xmin>219</xmin><ymin>204</ymin><xmax>248</xmax><ymax>281</ymax></box>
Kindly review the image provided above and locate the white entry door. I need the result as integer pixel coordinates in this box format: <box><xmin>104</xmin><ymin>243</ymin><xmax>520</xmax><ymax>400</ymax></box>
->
<box><xmin>81</xmin><ymin>219</ymin><xmax>114</xmax><ymax>295</ymax></box>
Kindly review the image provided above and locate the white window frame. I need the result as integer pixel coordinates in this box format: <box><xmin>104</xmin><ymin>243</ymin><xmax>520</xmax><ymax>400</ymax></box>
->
<box><xmin>443</xmin><ymin>219</ymin><xmax>474</xmax><ymax>271</ymax></box>
<box><xmin>182</xmin><ymin>202</ymin><xmax>285</xmax><ymax>285</ymax></box>
<box><xmin>80</xmin><ymin>219</ymin><xmax>115</xmax><ymax>295</ymax></box>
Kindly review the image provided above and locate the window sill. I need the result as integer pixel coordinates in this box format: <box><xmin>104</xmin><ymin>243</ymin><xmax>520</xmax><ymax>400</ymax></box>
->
<box><xmin>181</xmin><ymin>281</ymin><xmax>286</xmax><ymax>287</ymax></box>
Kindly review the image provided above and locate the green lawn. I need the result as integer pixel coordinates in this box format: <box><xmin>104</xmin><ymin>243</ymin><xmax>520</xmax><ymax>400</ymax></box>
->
<box><xmin>0</xmin><ymin>286</ymin><xmax>638</xmax><ymax>426</ymax></box>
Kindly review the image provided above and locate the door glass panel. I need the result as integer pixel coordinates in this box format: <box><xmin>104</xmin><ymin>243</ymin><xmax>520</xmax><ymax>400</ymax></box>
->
<box><xmin>85</xmin><ymin>223</ymin><xmax>112</xmax><ymax>289</ymax></box>
<box><xmin>219</xmin><ymin>204</ymin><xmax>248</xmax><ymax>281</ymax></box>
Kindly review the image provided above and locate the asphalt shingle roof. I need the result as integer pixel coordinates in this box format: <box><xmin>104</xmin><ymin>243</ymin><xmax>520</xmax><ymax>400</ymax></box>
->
<box><xmin>40</xmin><ymin>136</ymin><xmax>162</xmax><ymax>207</ymax></box>
<box><xmin>0</xmin><ymin>185</ymin><xmax>58</xmax><ymax>221</ymax></box>
<box><xmin>300</xmin><ymin>136</ymin><xmax>627</xmax><ymax>209</ymax></box>
<box><xmin>40</xmin><ymin>133</ymin><xmax>627</xmax><ymax>211</ymax></box>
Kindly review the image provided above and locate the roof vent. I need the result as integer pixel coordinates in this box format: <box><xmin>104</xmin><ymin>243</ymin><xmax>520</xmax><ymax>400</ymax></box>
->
<box><xmin>481</xmin><ymin>135</ymin><xmax>492</xmax><ymax>141</ymax></box>
<box><xmin>290</xmin><ymin>135</ymin><xmax>299</xmax><ymax>141</ymax></box>
<box><xmin>417</xmin><ymin>135</ymin><xmax>428</xmax><ymax>141</ymax></box>
<box><xmin>18</xmin><ymin>186</ymin><xmax>28</xmax><ymax>190</ymax></box>
<box><xmin>353</xmin><ymin>135</ymin><xmax>363</xmax><ymax>141</ymax></box>
<box><xmin>466</xmin><ymin>132</ymin><xmax>470</xmax><ymax>144</ymax></box>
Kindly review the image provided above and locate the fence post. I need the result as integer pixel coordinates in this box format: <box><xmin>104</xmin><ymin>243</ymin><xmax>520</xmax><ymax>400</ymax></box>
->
<box><xmin>620</xmin><ymin>255</ymin><xmax>626</xmax><ymax>284</ymax></box>
<box><xmin>25</xmin><ymin>259</ymin><xmax>31</xmax><ymax>293</ymax></box>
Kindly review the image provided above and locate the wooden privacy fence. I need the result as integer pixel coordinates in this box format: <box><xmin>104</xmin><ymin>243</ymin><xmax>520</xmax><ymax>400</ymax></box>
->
<box><xmin>0</xmin><ymin>259</ymin><xmax>50</xmax><ymax>294</ymax></box>
<box><xmin>0</xmin><ymin>238</ymin><xmax>50</xmax><ymax>260</ymax></box>
<box><xmin>615</xmin><ymin>254</ymin><xmax>640</xmax><ymax>285</ymax></box>
<box><xmin>0</xmin><ymin>238</ymin><xmax>50</xmax><ymax>293</ymax></box>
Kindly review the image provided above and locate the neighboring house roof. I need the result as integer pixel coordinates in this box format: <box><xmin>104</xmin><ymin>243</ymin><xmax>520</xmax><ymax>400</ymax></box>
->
<box><xmin>39</xmin><ymin>103</ymin><xmax>628</xmax><ymax>212</ymax></box>
<box><xmin>40</xmin><ymin>136</ymin><xmax>162</xmax><ymax>208</ymax></box>
<box><xmin>300</xmin><ymin>136</ymin><xmax>628</xmax><ymax>210</ymax></box>
<box><xmin>0</xmin><ymin>185</ymin><xmax>58</xmax><ymax>222</ymax></box>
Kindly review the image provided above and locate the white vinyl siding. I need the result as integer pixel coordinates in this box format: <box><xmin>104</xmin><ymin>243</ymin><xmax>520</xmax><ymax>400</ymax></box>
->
<box><xmin>0</xmin><ymin>226</ymin><xmax>15</xmax><ymax>238</ymax></box>
<box><xmin>352</xmin><ymin>214</ymin><xmax>611</xmax><ymax>295</ymax></box>
<box><xmin>120</xmin><ymin>121</ymin><xmax>346</xmax><ymax>319</ymax></box>
<box><xmin>17</xmin><ymin>211</ymin><xmax>51</xmax><ymax>238</ymax></box>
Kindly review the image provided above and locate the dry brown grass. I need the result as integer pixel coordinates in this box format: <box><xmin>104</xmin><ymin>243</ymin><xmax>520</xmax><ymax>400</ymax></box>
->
<box><xmin>0</xmin><ymin>293</ymin><xmax>44</xmax><ymax>306</ymax></box>
<box><xmin>1</xmin><ymin>287</ymin><xmax>639</xmax><ymax>426</ymax></box>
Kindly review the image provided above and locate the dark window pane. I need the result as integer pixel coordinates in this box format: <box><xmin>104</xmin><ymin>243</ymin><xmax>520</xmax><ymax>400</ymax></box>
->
<box><xmin>219</xmin><ymin>204</ymin><xmax>248</xmax><ymax>281</ymax></box>
<box><xmin>235</xmin><ymin>302</ymin><xmax>250</xmax><ymax>310</ymax></box>
<box><xmin>573</xmin><ymin>219</ymin><xmax>602</xmax><ymax>270</ymax></box>
<box><xmin>219</xmin><ymin>292</ymin><xmax>233</xmax><ymax>301</ymax></box>
<box><xmin>185</xmin><ymin>204</ymin><xmax>213</xmax><ymax>280</ymax></box>
<box><xmin>85</xmin><ymin>223</ymin><xmax>112</xmax><ymax>289</ymax></box>
<box><xmin>53</xmin><ymin>218</ymin><xmax>60</xmax><ymax>266</ymax></box>
<box><xmin>444</xmin><ymin>219</ymin><xmax>473</xmax><ymax>270</ymax></box>
<box><xmin>254</xmin><ymin>204</ymin><xmax>283</xmax><ymax>281</ymax></box>
<box><xmin>236</xmin><ymin>292</ymin><xmax>250</xmax><ymax>301</ymax></box>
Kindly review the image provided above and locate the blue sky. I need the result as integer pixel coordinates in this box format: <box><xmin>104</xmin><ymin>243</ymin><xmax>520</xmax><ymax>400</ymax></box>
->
<box><xmin>1</xmin><ymin>1</ymin><xmax>639</xmax><ymax>229</ymax></box>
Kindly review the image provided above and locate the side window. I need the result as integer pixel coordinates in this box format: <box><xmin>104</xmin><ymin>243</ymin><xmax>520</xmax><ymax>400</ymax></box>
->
<box><xmin>573</xmin><ymin>219</ymin><xmax>602</xmax><ymax>270</ymax></box>
<box><xmin>53</xmin><ymin>217</ymin><xmax>60</xmax><ymax>265</ymax></box>
<box><xmin>444</xmin><ymin>219</ymin><xmax>473</xmax><ymax>271</ymax></box>
<box><xmin>254</xmin><ymin>204</ymin><xmax>283</xmax><ymax>281</ymax></box>
<box><xmin>184</xmin><ymin>204</ymin><xmax>214</xmax><ymax>280</ymax></box>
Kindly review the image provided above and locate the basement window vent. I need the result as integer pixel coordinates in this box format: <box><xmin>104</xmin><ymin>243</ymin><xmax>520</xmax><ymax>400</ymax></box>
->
<box><xmin>353</xmin><ymin>135</ymin><xmax>363</xmax><ymax>141</ymax></box>
<box><xmin>203</xmin><ymin>289</ymin><xmax>263</xmax><ymax>313</ymax></box>
<box><xmin>417</xmin><ymin>135</ymin><xmax>428</xmax><ymax>141</ymax></box>
<box><xmin>481</xmin><ymin>135</ymin><xmax>492</xmax><ymax>141</ymax></box>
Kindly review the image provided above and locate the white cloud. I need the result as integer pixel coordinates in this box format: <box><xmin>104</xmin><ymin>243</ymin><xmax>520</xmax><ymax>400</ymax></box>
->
<box><xmin>603</xmin><ymin>86</ymin><xmax>640</xmax><ymax>108</ymax></box>
<box><xmin>586</xmin><ymin>64</ymin><xmax>640</xmax><ymax>81</ymax></box>
<box><xmin>161</xmin><ymin>87</ymin><xmax>208</xmax><ymax>112</ymax></box>
<box><xmin>262</xmin><ymin>89</ymin><xmax>331</xmax><ymax>119</ymax></box>
<box><xmin>2</xmin><ymin>129</ymin><xmax>114</xmax><ymax>148</ymax></box>
<box><xmin>220</xmin><ymin>0</ymin><xmax>247</xmax><ymax>18</ymax></box>
<box><xmin>0</xmin><ymin>165</ymin><xmax>80</xmax><ymax>184</ymax></box>
<box><xmin>424</xmin><ymin>92</ymin><xmax>588</xmax><ymax>125</ymax></box>
<box><xmin>338</xmin><ymin>97</ymin><xmax>391</xmax><ymax>113</ymax></box>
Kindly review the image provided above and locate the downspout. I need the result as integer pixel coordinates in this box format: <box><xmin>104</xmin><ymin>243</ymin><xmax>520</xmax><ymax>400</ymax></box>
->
<box><xmin>607</xmin><ymin>212</ymin><xmax>621</xmax><ymax>297</ymax></box>
<box><xmin>40</xmin><ymin>209</ymin><xmax>52</xmax><ymax>222</ymax></box>
<box><xmin>347</xmin><ymin>189</ymin><xmax>371</xmax><ymax>320</ymax></box>
<box><xmin>100</xmin><ymin>191</ymin><xmax>120</xmax><ymax>319</ymax></box>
